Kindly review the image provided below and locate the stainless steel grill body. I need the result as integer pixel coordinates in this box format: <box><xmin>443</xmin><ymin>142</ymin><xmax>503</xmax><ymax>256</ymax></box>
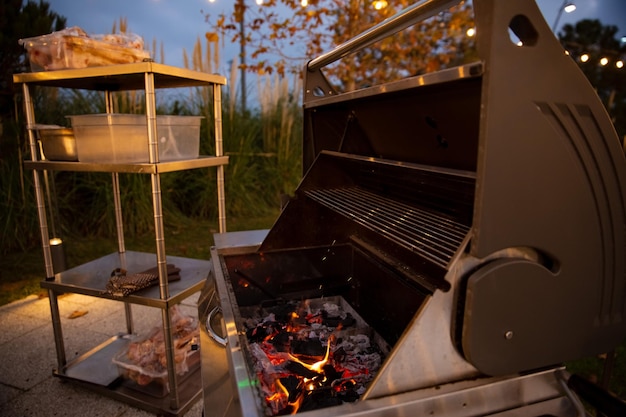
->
<box><xmin>198</xmin><ymin>0</ymin><xmax>626</xmax><ymax>416</ymax></box>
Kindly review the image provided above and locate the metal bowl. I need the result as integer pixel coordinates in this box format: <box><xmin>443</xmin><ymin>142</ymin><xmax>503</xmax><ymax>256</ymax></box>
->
<box><xmin>38</xmin><ymin>127</ymin><xmax>78</xmax><ymax>161</ymax></box>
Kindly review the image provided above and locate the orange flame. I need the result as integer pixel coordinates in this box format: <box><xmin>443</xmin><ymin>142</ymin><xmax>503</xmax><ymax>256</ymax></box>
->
<box><xmin>288</xmin><ymin>335</ymin><xmax>334</xmax><ymax>373</ymax></box>
<box><xmin>271</xmin><ymin>378</ymin><xmax>304</xmax><ymax>415</ymax></box>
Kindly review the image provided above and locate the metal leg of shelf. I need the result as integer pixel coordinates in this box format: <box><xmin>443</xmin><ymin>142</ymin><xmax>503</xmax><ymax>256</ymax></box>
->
<box><xmin>213</xmin><ymin>83</ymin><xmax>226</xmax><ymax>233</ymax></box>
<box><xmin>111</xmin><ymin>171</ymin><xmax>134</xmax><ymax>334</ymax></box>
<box><xmin>162</xmin><ymin>307</ymin><xmax>181</xmax><ymax>410</ymax></box>
<box><xmin>217</xmin><ymin>165</ymin><xmax>226</xmax><ymax>233</ymax></box>
<box><xmin>112</xmin><ymin>173</ymin><xmax>126</xmax><ymax>258</ymax></box>
<box><xmin>144</xmin><ymin>70</ymin><xmax>180</xmax><ymax>411</ymax></box>
<box><xmin>48</xmin><ymin>290</ymin><xmax>67</xmax><ymax>369</ymax></box>
<box><xmin>22</xmin><ymin>84</ymin><xmax>55</xmax><ymax>280</ymax></box>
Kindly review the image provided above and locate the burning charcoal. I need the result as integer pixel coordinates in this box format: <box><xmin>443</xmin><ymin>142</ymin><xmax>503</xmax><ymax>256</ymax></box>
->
<box><xmin>299</xmin><ymin>390</ymin><xmax>342</xmax><ymax>412</ymax></box>
<box><xmin>270</xmin><ymin>331</ymin><xmax>291</xmax><ymax>352</ymax></box>
<box><xmin>321</xmin><ymin>311</ymin><xmax>356</xmax><ymax>328</ymax></box>
<box><xmin>246</xmin><ymin>325</ymin><xmax>267</xmax><ymax>342</ymax></box>
<box><xmin>332</xmin><ymin>379</ymin><xmax>360</xmax><ymax>402</ymax></box>
<box><xmin>268</xmin><ymin>302</ymin><xmax>299</xmax><ymax>322</ymax></box>
<box><xmin>337</xmin><ymin>382</ymin><xmax>360</xmax><ymax>403</ymax></box>
<box><xmin>279</xmin><ymin>375</ymin><xmax>301</xmax><ymax>403</ymax></box>
<box><xmin>322</xmin><ymin>364</ymin><xmax>342</xmax><ymax>383</ymax></box>
<box><xmin>341</xmin><ymin>313</ymin><xmax>356</xmax><ymax>328</ymax></box>
<box><xmin>247</xmin><ymin>321</ymin><xmax>281</xmax><ymax>343</ymax></box>
<box><xmin>333</xmin><ymin>346</ymin><xmax>347</xmax><ymax>363</ymax></box>
<box><xmin>291</xmin><ymin>339</ymin><xmax>325</xmax><ymax>358</ymax></box>
<box><xmin>285</xmin><ymin>361</ymin><xmax>320</xmax><ymax>379</ymax></box>
<box><xmin>320</xmin><ymin>311</ymin><xmax>342</xmax><ymax>328</ymax></box>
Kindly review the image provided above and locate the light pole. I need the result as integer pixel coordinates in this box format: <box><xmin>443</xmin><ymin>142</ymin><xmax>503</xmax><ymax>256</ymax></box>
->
<box><xmin>552</xmin><ymin>1</ymin><xmax>576</xmax><ymax>33</ymax></box>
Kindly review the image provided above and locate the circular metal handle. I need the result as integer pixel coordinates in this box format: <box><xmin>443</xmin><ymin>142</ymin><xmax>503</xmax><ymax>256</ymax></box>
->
<box><xmin>205</xmin><ymin>305</ymin><xmax>227</xmax><ymax>347</ymax></box>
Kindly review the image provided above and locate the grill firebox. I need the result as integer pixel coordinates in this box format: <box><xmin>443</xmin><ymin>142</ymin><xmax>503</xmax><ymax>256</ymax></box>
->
<box><xmin>198</xmin><ymin>0</ymin><xmax>626</xmax><ymax>416</ymax></box>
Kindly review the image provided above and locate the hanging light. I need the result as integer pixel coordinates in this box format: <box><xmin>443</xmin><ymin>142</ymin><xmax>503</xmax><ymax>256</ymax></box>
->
<box><xmin>580</xmin><ymin>54</ymin><xmax>589</xmax><ymax>63</ymax></box>
<box><xmin>599</xmin><ymin>57</ymin><xmax>609</xmax><ymax>66</ymax></box>
<box><xmin>466</xmin><ymin>27</ymin><xmax>476</xmax><ymax>37</ymax></box>
<box><xmin>616</xmin><ymin>60</ymin><xmax>624</xmax><ymax>69</ymax></box>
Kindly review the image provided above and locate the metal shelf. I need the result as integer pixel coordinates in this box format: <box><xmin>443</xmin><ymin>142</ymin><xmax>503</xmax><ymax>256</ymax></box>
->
<box><xmin>14</xmin><ymin>63</ymin><xmax>227</xmax><ymax>416</ymax></box>
<box><xmin>41</xmin><ymin>251</ymin><xmax>210</xmax><ymax>307</ymax></box>
<box><xmin>24</xmin><ymin>155</ymin><xmax>230</xmax><ymax>174</ymax></box>
<box><xmin>12</xmin><ymin>61</ymin><xmax>227</xmax><ymax>90</ymax></box>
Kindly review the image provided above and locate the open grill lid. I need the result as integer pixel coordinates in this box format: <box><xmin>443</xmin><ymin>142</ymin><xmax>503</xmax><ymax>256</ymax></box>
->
<box><xmin>261</xmin><ymin>0</ymin><xmax>626</xmax><ymax>378</ymax></box>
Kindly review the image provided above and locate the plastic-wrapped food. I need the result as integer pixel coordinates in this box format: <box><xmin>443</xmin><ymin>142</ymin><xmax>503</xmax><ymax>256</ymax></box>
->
<box><xmin>113</xmin><ymin>306</ymin><xmax>199</xmax><ymax>395</ymax></box>
<box><xmin>19</xmin><ymin>27</ymin><xmax>150</xmax><ymax>71</ymax></box>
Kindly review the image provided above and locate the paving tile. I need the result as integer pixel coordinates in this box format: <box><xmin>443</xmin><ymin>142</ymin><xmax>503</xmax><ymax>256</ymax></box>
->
<box><xmin>0</xmin><ymin>310</ymin><xmax>48</xmax><ymax>346</ymax></box>
<box><xmin>0</xmin><ymin>383</ymin><xmax>22</xmax><ymax>407</ymax></box>
<box><xmin>0</xmin><ymin>294</ymin><xmax>51</xmax><ymax>320</ymax></box>
<box><xmin>0</xmin><ymin>377</ymin><xmax>133</xmax><ymax>417</ymax></box>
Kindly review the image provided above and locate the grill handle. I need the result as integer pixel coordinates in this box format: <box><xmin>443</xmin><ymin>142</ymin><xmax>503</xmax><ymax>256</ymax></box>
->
<box><xmin>567</xmin><ymin>373</ymin><xmax>626</xmax><ymax>417</ymax></box>
<box><xmin>205</xmin><ymin>306</ymin><xmax>227</xmax><ymax>347</ymax></box>
<box><xmin>307</xmin><ymin>0</ymin><xmax>460</xmax><ymax>72</ymax></box>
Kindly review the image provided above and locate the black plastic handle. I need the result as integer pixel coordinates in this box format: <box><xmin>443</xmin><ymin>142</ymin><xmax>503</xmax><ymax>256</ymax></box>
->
<box><xmin>568</xmin><ymin>373</ymin><xmax>626</xmax><ymax>417</ymax></box>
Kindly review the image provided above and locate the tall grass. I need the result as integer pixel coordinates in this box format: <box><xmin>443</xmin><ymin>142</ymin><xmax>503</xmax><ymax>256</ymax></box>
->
<box><xmin>1</xmin><ymin>33</ymin><xmax>303</xmax><ymax>254</ymax></box>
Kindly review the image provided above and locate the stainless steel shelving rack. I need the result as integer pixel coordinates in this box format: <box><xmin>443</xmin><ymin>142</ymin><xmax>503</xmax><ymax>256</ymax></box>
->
<box><xmin>13</xmin><ymin>62</ymin><xmax>229</xmax><ymax>416</ymax></box>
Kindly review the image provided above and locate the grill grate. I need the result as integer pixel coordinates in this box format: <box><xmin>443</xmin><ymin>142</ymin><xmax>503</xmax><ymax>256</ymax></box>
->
<box><xmin>304</xmin><ymin>186</ymin><xmax>469</xmax><ymax>268</ymax></box>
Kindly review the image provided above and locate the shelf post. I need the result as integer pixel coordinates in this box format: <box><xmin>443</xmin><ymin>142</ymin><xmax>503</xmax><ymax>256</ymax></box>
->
<box><xmin>21</xmin><ymin>82</ymin><xmax>67</xmax><ymax>368</ymax></box>
<box><xmin>214</xmin><ymin>83</ymin><xmax>227</xmax><ymax>233</ymax></box>
<box><xmin>105</xmin><ymin>90</ymin><xmax>134</xmax><ymax>335</ymax></box>
<box><xmin>144</xmin><ymin>70</ymin><xmax>180</xmax><ymax>410</ymax></box>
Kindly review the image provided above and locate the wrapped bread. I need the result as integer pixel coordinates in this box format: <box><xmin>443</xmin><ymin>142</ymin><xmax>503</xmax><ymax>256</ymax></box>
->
<box><xmin>19</xmin><ymin>27</ymin><xmax>150</xmax><ymax>71</ymax></box>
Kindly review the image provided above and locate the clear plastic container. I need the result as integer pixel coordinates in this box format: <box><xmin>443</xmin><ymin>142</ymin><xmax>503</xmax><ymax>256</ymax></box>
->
<box><xmin>69</xmin><ymin>114</ymin><xmax>202</xmax><ymax>163</ymax></box>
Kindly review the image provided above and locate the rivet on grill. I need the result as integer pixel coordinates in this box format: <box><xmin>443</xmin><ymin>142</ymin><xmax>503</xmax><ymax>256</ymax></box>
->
<box><xmin>505</xmin><ymin>331</ymin><xmax>514</xmax><ymax>340</ymax></box>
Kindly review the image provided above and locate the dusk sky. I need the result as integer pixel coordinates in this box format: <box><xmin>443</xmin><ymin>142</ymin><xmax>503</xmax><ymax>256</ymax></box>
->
<box><xmin>38</xmin><ymin>0</ymin><xmax>626</xmax><ymax>77</ymax></box>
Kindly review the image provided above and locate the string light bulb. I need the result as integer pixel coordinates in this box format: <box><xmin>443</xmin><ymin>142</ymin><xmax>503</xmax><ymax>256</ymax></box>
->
<box><xmin>372</xmin><ymin>0</ymin><xmax>388</xmax><ymax>10</ymax></box>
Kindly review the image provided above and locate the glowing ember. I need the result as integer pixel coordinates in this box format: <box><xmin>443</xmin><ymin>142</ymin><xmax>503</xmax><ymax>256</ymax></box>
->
<box><xmin>243</xmin><ymin>298</ymin><xmax>385</xmax><ymax>415</ymax></box>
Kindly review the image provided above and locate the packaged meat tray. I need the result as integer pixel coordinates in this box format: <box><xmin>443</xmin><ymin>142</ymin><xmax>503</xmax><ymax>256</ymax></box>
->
<box><xmin>113</xmin><ymin>306</ymin><xmax>200</xmax><ymax>397</ymax></box>
<box><xmin>19</xmin><ymin>27</ymin><xmax>150</xmax><ymax>71</ymax></box>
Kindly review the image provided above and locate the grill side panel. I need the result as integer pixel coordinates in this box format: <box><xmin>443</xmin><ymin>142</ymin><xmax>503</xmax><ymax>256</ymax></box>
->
<box><xmin>462</xmin><ymin>0</ymin><xmax>626</xmax><ymax>375</ymax></box>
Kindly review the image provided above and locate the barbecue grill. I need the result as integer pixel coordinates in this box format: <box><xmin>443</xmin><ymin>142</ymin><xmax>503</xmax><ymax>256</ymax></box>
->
<box><xmin>198</xmin><ymin>0</ymin><xmax>626</xmax><ymax>416</ymax></box>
